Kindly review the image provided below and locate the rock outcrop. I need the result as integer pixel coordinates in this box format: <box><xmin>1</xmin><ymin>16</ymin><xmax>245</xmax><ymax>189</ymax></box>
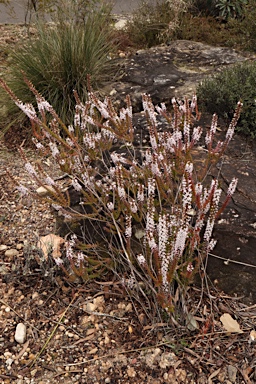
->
<box><xmin>104</xmin><ymin>40</ymin><xmax>255</xmax><ymax>110</ymax></box>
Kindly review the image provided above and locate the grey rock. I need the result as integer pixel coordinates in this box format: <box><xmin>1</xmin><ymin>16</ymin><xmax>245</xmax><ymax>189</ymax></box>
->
<box><xmin>103</xmin><ymin>40</ymin><xmax>255</xmax><ymax>111</ymax></box>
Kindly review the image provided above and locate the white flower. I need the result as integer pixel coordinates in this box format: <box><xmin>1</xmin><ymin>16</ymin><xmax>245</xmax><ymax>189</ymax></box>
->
<box><xmin>25</xmin><ymin>162</ymin><xmax>37</xmax><ymax>176</ymax></box>
<box><xmin>227</xmin><ymin>177</ymin><xmax>238</xmax><ymax>196</ymax></box>
<box><xmin>33</xmin><ymin>140</ymin><xmax>44</xmax><ymax>150</ymax></box>
<box><xmin>117</xmin><ymin>186</ymin><xmax>126</xmax><ymax>199</ymax></box>
<box><xmin>17</xmin><ymin>185</ymin><xmax>29</xmax><ymax>195</ymax></box>
<box><xmin>147</xmin><ymin>232</ymin><xmax>157</xmax><ymax>250</ymax></box>
<box><xmin>37</xmin><ymin>99</ymin><xmax>52</xmax><ymax>113</ymax></box>
<box><xmin>77</xmin><ymin>252</ymin><xmax>85</xmax><ymax>263</ymax></box>
<box><xmin>16</xmin><ymin>101</ymin><xmax>37</xmax><ymax>120</ymax></box>
<box><xmin>192</xmin><ymin>127</ymin><xmax>203</xmax><ymax>143</ymax></box>
<box><xmin>125</xmin><ymin>215</ymin><xmax>132</xmax><ymax>238</ymax></box>
<box><xmin>187</xmin><ymin>263</ymin><xmax>194</xmax><ymax>273</ymax></box>
<box><xmin>148</xmin><ymin>178</ymin><xmax>155</xmax><ymax>197</ymax></box>
<box><xmin>74</xmin><ymin>112</ymin><xmax>80</xmax><ymax>127</ymax></box>
<box><xmin>49</xmin><ymin>142</ymin><xmax>59</xmax><ymax>158</ymax></box>
<box><xmin>54</xmin><ymin>257</ymin><xmax>63</xmax><ymax>266</ymax></box>
<box><xmin>185</xmin><ymin>162</ymin><xmax>193</xmax><ymax>175</ymax></box>
<box><xmin>137</xmin><ymin>254</ymin><xmax>146</xmax><ymax>265</ymax></box>
<box><xmin>45</xmin><ymin>176</ymin><xmax>55</xmax><ymax>186</ymax></box>
<box><xmin>107</xmin><ymin>202</ymin><xmax>114</xmax><ymax>211</ymax></box>
<box><xmin>66</xmin><ymin>137</ymin><xmax>74</xmax><ymax>147</ymax></box>
<box><xmin>208</xmin><ymin>238</ymin><xmax>217</xmax><ymax>251</ymax></box>
<box><xmin>129</xmin><ymin>199</ymin><xmax>138</xmax><ymax>214</ymax></box>
<box><xmin>137</xmin><ymin>184</ymin><xmax>144</xmax><ymax>203</ymax></box>
<box><xmin>72</xmin><ymin>178</ymin><xmax>82</xmax><ymax>192</ymax></box>
<box><xmin>174</xmin><ymin>227</ymin><xmax>188</xmax><ymax>256</ymax></box>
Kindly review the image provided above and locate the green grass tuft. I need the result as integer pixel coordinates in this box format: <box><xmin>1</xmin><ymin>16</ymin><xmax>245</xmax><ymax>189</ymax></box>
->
<box><xmin>0</xmin><ymin>6</ymin><xmax>119</xmax><ymax>129</ymax></box>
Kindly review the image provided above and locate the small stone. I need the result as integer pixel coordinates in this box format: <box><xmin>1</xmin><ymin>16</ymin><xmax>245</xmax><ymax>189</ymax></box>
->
<box><xmin>159</xmin><ymin>352</ymin><xmax>177</xmax><ymax>369</ymax></box>
<box><xmin>5</xmin><ymin>249</ymin><xmax>19</xmax><ymax>257</ymax></box>
<box><xmin>30</xmin><ymin>369</ymin><xmax>38</xmax><ymax>377</ymax></box>
<box><xmin>109</xmin><ymin>88</ymin><xmax>117</xmax><ymax>96</ymax></box>
<box><xmin>93</xmin><ymin>295</ymin><xmax>105</xmax><ymax>308</ymax></box>
<box><xmin>86</xmin><ymin>302</ymin><xmax>96</xmax><ymax>312</ymax></box>
<box><xmin>65</xmin><ymin>332</ymin><xmax>74</xmax><ymax>338</ymax></box>
<box><xmin>4</xmin><ymin>351</ymin><xmax>12</xmax><ymax>358</ymax></box>
<box><xmin>0</xmin><ymin>245</ymin><xmax>8</xmax><ymax>251</ymax></box>
<box><xmin>227</xmin><ymin>365</ymin><xmax>237</xmax><ymax>383</ymax></box>
<box><xmin>16</xmin><ymin>244</ymin><xmax>24</xmax><ymax>250</ymax></box>
<box><xmin>5</xmin><ymin>358</ymin><xmax>13</xmax><ymax>367</ymax></box>
<box><xmin>86</xmin><ymin>328</ymin><xmax>96</xmax><ymax>336</ymax></box>
<box><xmin>115</xmin><ymin>19</ymin><xmax>127</xmax><ymax>30</ymax></box>
<box><xmin>36</xmin><ymin>185</ymin><xmax>55</xmax><ymax>197</ymax></box>
<box><xmin>15</xmin><ymin>323</ymin><xmax>27</xmax><ymax>344</ymax></box>
<box><xmin>125</xmin><ymin>303</ymin><xmax>133</xmax><ymax>312</ymax></box>
<box><xmin>88</xmin><ymin>347</ymin><xmax>98</xmax><ymax>355</ymax></box>
<box><xmin>127</xmin><ymin>367</ymin><xmax>136</xmax><ymax>377</ymax></box>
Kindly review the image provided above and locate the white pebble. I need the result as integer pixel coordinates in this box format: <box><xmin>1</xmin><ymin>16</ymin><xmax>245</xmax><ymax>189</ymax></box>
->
<box><xmin>15</xmin><ymin>323</ymin><xmax>27</xmax><ymax>344</ymax></box>
<box><xmin>86</xmin><ymin>302</ymin><xmax>96</xmax><ymax>312</ymax></box>
<box><xmin>6</xmin><ymin>358</ymin><xmax>13</xmax><ymax>367</ymax></box>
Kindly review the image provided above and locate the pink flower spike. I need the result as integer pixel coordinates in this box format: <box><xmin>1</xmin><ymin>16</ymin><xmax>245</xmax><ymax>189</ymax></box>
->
<box><xmin>25</xmin><ymin>162</ymin><xmax>37</xmax><ymax>176</ymax></box>
<box><xmin>227</xmin><ymin>177</ymin><xmax>238</xmax><ymax>197</ymax></box>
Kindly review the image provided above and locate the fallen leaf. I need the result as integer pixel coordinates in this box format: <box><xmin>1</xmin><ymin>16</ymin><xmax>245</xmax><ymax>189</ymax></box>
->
<box><xmin>208</xmin><ymin>367</ymin><xmax>221</xmax><ymax>383</ymax></box>
<box><xmin>38</xmin><ymin>234</ymin><xmax>65</xmax><ymax>261</ymax></box>
<box><xmin>220</xmin><ymin>313</ymin><xmax>243</xmax><ymax>333</ymax></box>
<box><xmin>186</xmin><ymin>313</ymin><xmax>199</xmax><ymax>331</ymax></box>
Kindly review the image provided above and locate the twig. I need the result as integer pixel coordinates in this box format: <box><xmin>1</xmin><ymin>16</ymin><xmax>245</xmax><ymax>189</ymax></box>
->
<box><xmin>0</xmin><ymin>299</ymin><xmax>40</xmax><ymax>332</ymax></box>
<box><xmin>0</xmin><ymin>374</ymin><xmax>18</xmax><ymax>380</ymax></box>
<box><xmin>53</xmin><ymin>370</ymin><xmax>83</xmax><ymax>378</ymax></box>
<box><xmin>209</xmin><ymin>253</ymin><xmax>256</xmax><ymax>269</ymax></box>
<box><xmin>30</xmin><ymin>293</ymin><xmax>78</xmax><ymax>367</ymax></box>
<box><xmin>57</xmin><ymin>341</ymin><xmax>173</xmax><ymax>367</ymax></box>
<box><xmin>83</xmin><ymin>309</ymin><xmax>128</xmax><ymax>321</ymax></box>
<box><xmin>15</xmin><ymin>340</ymin><xmax>30</xmax><ymax>360</ymax></box>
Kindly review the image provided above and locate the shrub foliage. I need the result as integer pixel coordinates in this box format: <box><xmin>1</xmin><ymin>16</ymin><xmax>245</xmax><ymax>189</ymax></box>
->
<box><xmin>197</xmin><ymin>61</ymin><xmax>256</xmax><ymax>138</ymax></box>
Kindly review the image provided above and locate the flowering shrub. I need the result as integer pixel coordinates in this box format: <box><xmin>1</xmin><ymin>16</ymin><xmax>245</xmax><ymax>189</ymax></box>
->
<box><xmin>0</xmin><ymin>77</ymin><xmax>241</xmax><ymax>320</ymax></box>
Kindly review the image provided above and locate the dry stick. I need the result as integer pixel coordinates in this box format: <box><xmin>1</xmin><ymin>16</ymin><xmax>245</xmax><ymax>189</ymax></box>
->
<box><xmin>52</xmin><ymin>370</ymin><xmax>84</xmax><ymax>379</ymax></box>
<box><xmin>209</xmin><ymin>253</ymin><xmax>256</xmax><ymax>269</ymax></box>
<box><xmin>30</xmin><ymin>293</ymin><xmax>78</xmax><ymax>368</ymax></box>
<box><xmin>59</xmin><ymin>330</ymin><xmax>243</xmax><ymax>367</ymax></box>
